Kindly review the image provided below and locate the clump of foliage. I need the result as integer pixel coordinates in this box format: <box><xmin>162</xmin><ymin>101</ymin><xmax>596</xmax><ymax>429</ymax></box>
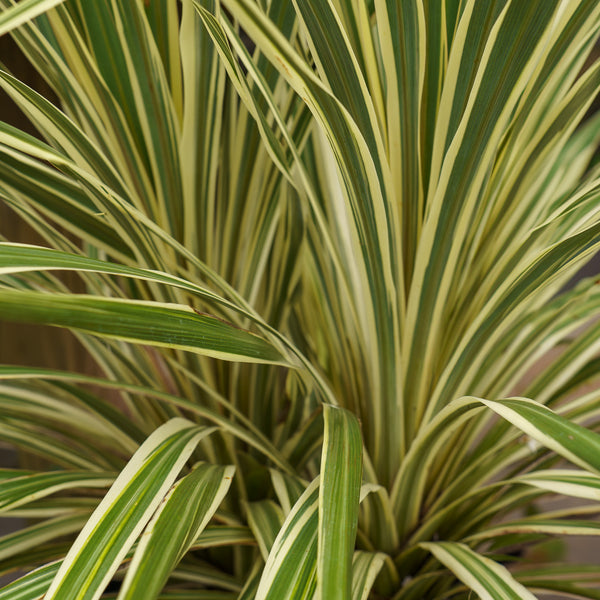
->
<box><xmin>2</xmin><ymin>1</ymin><xmax>600</xmax><ymax>599</ymax></box>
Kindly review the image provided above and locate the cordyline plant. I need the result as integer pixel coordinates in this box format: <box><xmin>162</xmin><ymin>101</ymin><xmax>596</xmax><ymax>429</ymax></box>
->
<box><xmin>2</xmin><ymin>0</ymin><xmax>600</xmax><ymax>599</ymax></box>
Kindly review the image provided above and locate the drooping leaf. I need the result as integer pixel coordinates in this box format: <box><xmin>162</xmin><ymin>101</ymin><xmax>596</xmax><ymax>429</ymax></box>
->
<box><xmin>420</xmin><ymin>541</ymin><xmax>537</xmax><ymax>600</ymax></box>
<box><xmin>0</xmin><ymin>289</ymin><xmax>287</xmax><ymax>365</ymax></box>
<box><xmin>0</xmin><ymin>470</ymin><xmax>114</xmax><ymax>514</ymax></box>
<box><xmin>0</xmin><ymin>560</ymin><xmax>61</xmax><ymax>600</ymax></box>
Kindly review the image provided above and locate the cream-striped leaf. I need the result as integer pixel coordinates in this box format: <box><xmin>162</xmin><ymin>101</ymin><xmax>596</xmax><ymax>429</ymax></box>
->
<box><xmin>118</xmin><ymin>463</ymin><xmax>235</xmax><ymax>600</ymax></box>
<box><xmin>0</xmin><ymin>470</ymin><xmax>114</xmax><ymax>514</ymax></box>
<box><xmin>0</xmin><ymin>0</ymin><xmax>63</xmax><ymax>36</ymax></box>
<box><xmin>420</xmin><ymin>541</ymin><xmax>537</xmax><ymax>600</ymax></box>
<box><xmin>44</xmin><ymin>419</ymin><xmax>215</xmax><ymax>600</ymax></box>
<box><xmin>512</xmin><ymin>469</ymin><xmax>600</xmax><ymax>501</ymax></box>
<box><xmin>255</xmin><ymin>478</ymin><xmax>319</xmax><ymax>599</ymax></box>
<box><xmin>0</xmin><ymin>561</ymin><xmax>61</xmax><ymax>600</ymax></box>
<box><xmin>246</xmin><ymin>500</ymin><xmax>285</xmax><ymax>561</ymax></box>
<box><xmin>351</xmin><ymin>551</ymin><xmax>386</xmax><ymax>600</ymax></box>
<box><xmin>0</xmin><ymin>290</ymin><xmax>286</xmax><ymax>365</ymax></box>
<box><xmin>317</xmin><ymin>405</ymin><xmax>362</xmax><ymax>600</ymax></box>
<box><xmin>481</xmin><ymin>397</ymin><xmax>600</xmax><ymax>473</ymax></box>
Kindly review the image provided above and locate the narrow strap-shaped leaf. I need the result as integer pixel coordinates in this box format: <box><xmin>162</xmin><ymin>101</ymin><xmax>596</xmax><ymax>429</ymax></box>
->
<box><xmin>108</xmin><ymin>0</ymin><xmax>184</xmax><ymax>239</ymax></box>
<box><xmin>0</xmin><ymin>470</ymin><xmax>114</xmax><ymax>513</ymax></box>
<box><xmin>153</xmin><ymin>594</ymin><xmax>236</xmax><ymax>600</ymax></box>
<box><xmin>270</xmin><ymin>470</ymin><xmax>307</xmax><ymax>514</ymax></box>
<box><xmin>169</xmin><ymin>562</ymin><xmax>240</xmax><ymax>591</ymax></box>
<box><xmin>144</xmin><ymin>0</ymin><xmax>182</xmax><ymax>118</ymax></box>
<box><xmin>0</xmin><ymin>0</ymin><xmax>64</xmax><ymax>36</ymax></box>
<box><xmin>246</xmin><ymin>500</ymin><xmax>285</xmax><ymax>561</ymax></box>
<box><xmin>351</xmin><ymin>551</ymin><xmax>386</xmax><ymax>600</ymax></box>
<box><xmin>216</xmin><ymin>0</ymin><xmax>402</xmax><ymax>482</ymax></box>
<box><xmin>0</xmin><ymin>125</ymin><xmax>319</xmax><ymax>385</ymax></box>
<box><xmin>317</xmin><ymin>405</ymin><xmax>362</xmax><ymax>600</ymax></box>
<box><xmin>4</xmin><ymin>497</ymin><xmax>99</xmax><ymax>519</ymax></box>
<box><xmin>392</xmin><ymin>394</ymin><xmax>600</xmax><ymax>539</ymax></box>
<box><xmin>420</xmin><ymin>541</ymin><xmax>537</xmax><ymax>600</ymax></box>
<box><xmin>512</xmin><ymin>469</ymin><xmax>600</xmax><ymax>501</ymax></box>
<box><xmin>0</xmin><ymin>242</ymin><xmax>308</xmax><ymax>372</ymax></box>
<box><xmin>0</xmin><ymin>513</ymin><xmax>88</xmax><ymax>562</ymax></box>
<box><xmin>403</xmin><ymin>0</ymin><xmax>565</xmax><ymax>433</ymax></box>
<box><xmin>179</xmin><ymin>0</ymin><xmax>225</xmax><ymax>259</ymax></box>
<box><xmin>0</xmin><ymin>365</ymin><xmax>293</xmax><ymax>473</ymax></box>
<box><xmin>0</xmin><ymin>69</ymin><xmax>129</xmax><ymax>200</ymax></box>
<box><xmin>44</xmin><ymin>419</ymin><xmax>215</xmax><ymax>600</ymax></box>
<box><xmin>237</xmin><ymin>560</ymin><xmax>263</xmax><ymax>600</ymax></box>
<box><xmin>191</xmin><ymin>525</ymin><xmax>255</xmax><ymax>550</ymax></box>
<box><xmin>375</xmin><ymin>0</ymin><xmax>425</xmax><ymax>280</ymax></box>
<box><xmin>517</xmin><ymin>566</ymin><xmax>600</xmax><ymax>600</ymax></box>
<box><xmin>0</xmin><ymin>289</ymin><xmax>286</xmax><ymax>365</ymax></box>
<box><xmin>0</xmin><ymin>242</ymin><xmax>257</xmax><ymax>322</ymax></box>
<box><xmin>0</xmin><ymin>560</ymin><xmax>61</xmax><ymax>600</ymax></box>
<box><xmin>0</xmin><ymin>421</ymin><xmax>103</xmax><ymax>471</ymax></box>
<box><xmin>467</xmin><ymin>518</ymin><xmax>600</xmax><ymax>542</ymax></box>
<box><xmin>480</xmin><ymin>397</ymin><xmax>600</xmax><ymax>473</ymax></box>
<box><xmin>525</xmin><ymin>582</ymin><xmax>600</xmax><ymax>600</ymax></box>
<box><xmin>118</xmin><ymin>463</ymin><xmax>235</xmax><ymax>600</ymax></box>
<box><xmin>255</xmin><ymin>478</ymin><xmax>319</xmax><ymax>600</ymax></box>
<box><xmin>292</xmin><ymin>0</ymin><xmax>385</xmax><ymax>171</ymax></box>
<box><xmin>0</xmin><ymin>381</ymin><xmax>138</xmax><ymax>457</ymax></box>
<box><xmin>391</xmin><ymin>396</ymin><xmax>482</xmax><ymax>536</ymax></box>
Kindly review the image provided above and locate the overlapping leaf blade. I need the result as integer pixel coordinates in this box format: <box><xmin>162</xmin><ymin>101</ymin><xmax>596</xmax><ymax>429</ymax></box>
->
<box><xmin>0</xmin><ymin>0</ymin><xmax>64</xmax><ymax>36</ymax></box>
<box><xmin>351</xmin><ymin>551</ymin><xmax>386</xmax><ymax>600</ymax></box>
<box><xmin>2</xmin><ymin>0</ymin><xmax>600</xmax><ymax>599</ymax></box>
<box><xmin>44</xmin><ymin>419</ymin><xmax>215</xmax><ymax>600</ymax></box>
<box><xmin>118</xmin><ymin>463</ymin><xmax>235</xmax><ymax>600</ymax></box>
<box><xmin>420</xmin><ymin>541</ymin><xmax>537</xmax><ymax>600</ymax></box>
<box><xmin>0</xmin><ymin>561</ymin><xmax>61</xmax><ymax>600</ymax></box>
<box><xmin>254</xmin><ymin>478</ymin><xmax>319</xmax><ymax>599</ymax></box>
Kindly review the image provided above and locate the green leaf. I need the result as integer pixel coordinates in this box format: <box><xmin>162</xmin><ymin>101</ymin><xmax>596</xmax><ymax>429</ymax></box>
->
<box><xmin>191</xmin><ymin>525</ymin><xmax>255</xmax><ymax>550</ymax></box>
<box><xmin>0</xmin><ymin>365</ymin><xmax>292</xmax><ymax>473</ymax></box>
<box><xmin>0</xmin><ymin>289</ymin><xmax>287</xmax><ymax>365</ymax></box>
<box><xmin>0</xmin><ymin>470</ymin><xmax>114</xmax><ymax>514</ymax></box>
<box><xmin>270</xmin><ymin>470</ymin><xmax>307</xmax><ymax>514</ymax></box>
<box><xmin>255</xmin><ymin>478</ymin><xmax>319</xmax><ymax>600</ymax></box>
<box><xmin>246</xmin><ymin>500</ymin><xmax>285</xmax><ymax>561</ymax></box>
<box><xmin>317</xmin><ymin>405</ymin><xmax>362</xmax><ymax>600</ymax></box>
<box><xmin>375</xmin><ymin>0</ymin><xmax>425</xmax><ymax>278</ymax></box>
<box><xmin>420</xmin><ymin>541</ymin><xmax>537</xmax><ymax>600</ymax></box>
<box><xmin>392</xmin><ymin>395</ymin><xmax>600</xmax><ymax>537</ymax></box>
<box><xmin>481</xmin><ymin>397</ymin><xmax>600</xmax><ymax>473</ymax></box>
<box><xmin>467</xmin><ymin>518</ymin><xmax>600</xmax><ymax>542</ymax></box>
<box><xmin>0</xmin><ymin>0</ymin><xmax>64</xmax><ymax>36</ymax></box>
<box><xmin>118</xmin><ymin>463</ymin><xmax>235</xmax><ymax>600</ymax></box>
<box><xmin>0</xmin><ymin>561</ymin><xmax>61</xmax><ymax>600</ymax></box>
<box><xmin>0</xmin><ymin>513</ymin><xmax>88</xmax><ymax>562</ymax></box>
<box><xmin>516</xmin><ymin>565</ymin><xmax>600</xmax><ymax>600</ymax></box>
<box><xmin>44</xmin><ymin>419</ymin><xmax>215</xmax><ymax>600</ymax></box>
<box><xmin>213</xmin><ymin>0</ymin><xmax>403</xmax><ymax>483</ymax></box>
<box><xmin>351</xmin><ymin>551</ymin><xmax>386</xmax><ymax>600</ymax></box>
<box><xmin>0</xmin><ymin>241</ymin><xmax>274</xmax><ymax>327</ymax></box>
<box><xmin>512</xmin><ymin>469</ymin><xmax>600</xmax><ymax>501</ymax></box>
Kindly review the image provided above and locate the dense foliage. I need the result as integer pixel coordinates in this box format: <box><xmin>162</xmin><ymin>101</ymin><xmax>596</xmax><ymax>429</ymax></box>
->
<box><xmin>2</xmin><ymin>1</ymin><xmax>600</xmax><ymax>598</ymax></box>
